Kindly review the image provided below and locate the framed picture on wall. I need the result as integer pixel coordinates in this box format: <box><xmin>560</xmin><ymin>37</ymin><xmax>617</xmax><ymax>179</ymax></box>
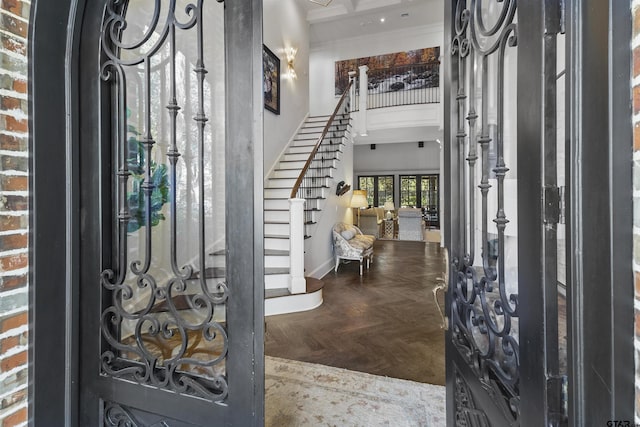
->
<box><xmin>263</xmin><ymin>45</ymin><xmax>280</xmax><ymax>115</ymax></box>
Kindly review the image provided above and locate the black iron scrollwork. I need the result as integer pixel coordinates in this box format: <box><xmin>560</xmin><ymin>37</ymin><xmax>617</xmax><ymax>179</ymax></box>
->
<box><xmin>454</xmin><ymin>369</ymin><xmax>491</xmax><ymax>427</ymax></box>
<box><xmin>100</xmin><ymin>0</ymin><xmax>228</xmax><ymax>402</ymax></box>
<box><xmin>451</xmin><ymin>0</ymin><xmax>520</xmax><ymax>421</ymax></box>
<box><xmin>104</xmin><ymin>402</ymin><xmax>141</xmax><ymax>427</ymax></box>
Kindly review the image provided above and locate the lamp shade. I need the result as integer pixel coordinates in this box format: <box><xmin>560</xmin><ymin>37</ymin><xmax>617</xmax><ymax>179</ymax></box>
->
<box><xmin>383</xmin><ymin>201</ymin><xmax>395</xmax><ymax>211</ymax></box>
<box><xmin>350</xmin><ymin>190</ymin><xmax>368</xmax><ymax>208</ymax></box>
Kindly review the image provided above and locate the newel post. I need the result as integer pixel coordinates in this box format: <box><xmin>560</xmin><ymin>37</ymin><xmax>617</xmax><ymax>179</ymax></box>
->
<box><xmin>289</xmin><ymin>198</ymin><xmax>306</xmax><ymax>294</ymax></box>
<box><xmin>358</xmin><ymin>64</ymin><xmax>368</xmax><ymax>136</ymax></box>
<box><xmin>348</xmin><ymin>70</ymin><xmax>357</xmax><ymax>111</ymax></box>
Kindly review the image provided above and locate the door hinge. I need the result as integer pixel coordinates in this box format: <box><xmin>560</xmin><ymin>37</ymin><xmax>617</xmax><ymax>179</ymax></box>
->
<box><xmin>544</xmin><ymin>185</ymin><xmax>565</xmax><ymax>225</ymax></box>
<box><xmin>543</xmin><ymin>185</ymin><xmax>565</xmax><ymax>225</ymax></box>
<box><xmin>547</xmin><ymin>375</ymin><xmax>568</xmax><ymax>425</ymax></box>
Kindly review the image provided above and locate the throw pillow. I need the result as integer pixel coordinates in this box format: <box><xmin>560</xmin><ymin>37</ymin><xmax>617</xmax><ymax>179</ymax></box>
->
<box><xmin>341</xmin><ymin>229</ymin><xmax>355</xmax><ymax>240</ymax></box>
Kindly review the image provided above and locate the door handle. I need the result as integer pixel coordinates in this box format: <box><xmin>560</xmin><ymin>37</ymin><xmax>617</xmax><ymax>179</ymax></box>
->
<box><xmin>433</xmin><ymin>247</ymin><xmax>449</xmax><ymax>330</ymax></box>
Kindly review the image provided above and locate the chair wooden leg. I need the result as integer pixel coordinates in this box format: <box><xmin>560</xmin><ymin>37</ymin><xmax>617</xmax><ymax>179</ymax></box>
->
<box><xmin>359</xmin><ymin>259</ymin><xmax>363</xmax><ymax>275</ymax></box>
<box><xmin>335</xmin><ymin>256</ymin><xmax>340</xmax><ymax>272</ymax></box>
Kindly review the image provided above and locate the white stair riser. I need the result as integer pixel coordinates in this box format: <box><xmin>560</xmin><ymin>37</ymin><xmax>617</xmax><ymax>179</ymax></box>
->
<box><xmin>306</xmin><ymin>115</ymin><xmax>348</xmax><ymax>123</ymax></box>
<box><xmin>287</xmin><ymin>145</ymin><xmax>315</xmax><ymax>155</ymax></box>
<box><xmin>293</xmin><ymin>136</ymin><xmax>346</xmax><ymax>146</ymax></box>
<box><xmin>289</xmin><ymin>140</ymin><xmax>345</xmax><ymax>151</ymax></box>
<box><xmin>267</xmin><ymin>177</ymin><xmax>330</xmax><ymax>189</ymax></box>
<box><xmin>265</xmin><ymin>273</ymin><xmax>289</xmax><ymax>290</ymax></box>
<box><xmin>297</xmin><ymin>131</ymin><xmax>348</xmax><ymax>140</ymax></box>
<box><xmin>265</xmin><ymin>255</ymin><xmax>290</xmax><ymax>269</ymax></box>
<box><xmin>265</xmin><ymin>237</ymin><xmax>290</xmax><ymax>251</ymax></box>
<box><xmin>272</xmin><ymin>169</ymin><xmax>336</xmax><ymax>180</ymax></box>
<box><xmin>277</xmin><ymin>158</ymin><xmax>338</xmax><ymax>170</ymax></box>
<box><xmin>264</xmin><ymin>210</ymin><xmax>289</xmax><ymax>222</ymax></box>
<box><xmin>265</xmin><ymin>222</ymin><xmax>290</xmax><ymax>235</ymax></box>
<box><xmin>207</xmin><ymin>256</ymin><xmax>225</xmax><ymax>268</ymax></box>
<box><xmin>283</xmin><ymin>151</ymin><xmax>342</xmax><ymax>162</ymax></box>
<box><xmin>265</xmin><ymin>188</ymin><xmax>294</xmax><ymax>199</ymax></box>
<box><xmin>283</xmin><ymin>152</ymin><xmax>319</xmax><ymax>162</ymax></box>
<box><xmin>282</xmin><ymin>150</ymin><xmax>342</xmax><ymax>163</ymax></box>
<box><xmin>266</xmin><ymin>177</ymin><xmax>297</xmax><ymax>188</ymax></box>
<box><xmin>272</xmin><ymin>169</ymin><xmax>301</xmax><ymax>178</ymax></box>
<box><xmin>264</xmin><ymin>199</ymin><xmax>290</xmax><ymax>210</ymax></box>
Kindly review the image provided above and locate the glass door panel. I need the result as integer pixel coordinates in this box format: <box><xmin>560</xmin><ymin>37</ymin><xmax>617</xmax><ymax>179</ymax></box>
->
<box><xmin>101</xmin><ymin>0</ymin><xmax>228</xmax><ymax>401</ymax></box>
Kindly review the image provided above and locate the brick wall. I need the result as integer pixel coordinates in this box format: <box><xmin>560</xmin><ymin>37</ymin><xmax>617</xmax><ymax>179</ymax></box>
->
<box><xmin>634</xmin><ymin>1</ymin><xmax>640</xmax><ymax>423</ymax></box>
<box><xmin>0</xmin><ymin>0</ymin><xmax>28</xmax><ymax>426</ymax></box>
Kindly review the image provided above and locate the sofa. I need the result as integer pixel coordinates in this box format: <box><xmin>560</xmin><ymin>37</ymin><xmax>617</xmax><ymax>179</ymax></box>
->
<box><xmin>332</xmin><ymin>223</ymin><xmax>375</xmax><ymax>275</ymax></box>
<box><xmin>397</xmin><ymin>208</ymin><xmax>424</xmax><ymax>241</ymax></box>
<box><xmin>358</xmin><ymin>207</ymin><xmax>384</xmax><ymax>238</ymax></box>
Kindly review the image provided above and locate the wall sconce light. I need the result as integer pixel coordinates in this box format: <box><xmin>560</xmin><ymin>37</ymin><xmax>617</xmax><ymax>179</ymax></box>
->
<box><xmin>286</xmin><ymin>47</ymin><xmax>297</xmax><ymax>79</ymax></box>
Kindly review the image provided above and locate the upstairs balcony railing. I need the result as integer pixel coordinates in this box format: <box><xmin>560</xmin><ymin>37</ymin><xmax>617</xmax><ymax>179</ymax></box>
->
<box><xmin>352</xmin><ymin>61</ymin><xmax>440</xmax><ymax>111</ymax></box>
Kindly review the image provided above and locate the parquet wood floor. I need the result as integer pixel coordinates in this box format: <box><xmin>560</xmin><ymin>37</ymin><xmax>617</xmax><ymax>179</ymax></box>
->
<box><xmin>264</xmin><ymin>240</ymin><xmax>447</xmax><ymax>386</ymax></box>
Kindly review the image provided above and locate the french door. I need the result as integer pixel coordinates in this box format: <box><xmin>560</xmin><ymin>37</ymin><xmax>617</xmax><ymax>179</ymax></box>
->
<box><xmin>443</xmin><ymin>1</ymin><xmax>566</xmax><ymax>425</ymax></box>
<box><xmin>32</xmin><ymin>0</ymin><xmax>264</xmax><ymax>425</ymax></box>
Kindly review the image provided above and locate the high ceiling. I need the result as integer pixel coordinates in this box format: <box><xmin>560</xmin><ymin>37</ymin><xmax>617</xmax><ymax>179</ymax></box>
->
<box><xmin>299</xmin><ymin>0</ymin><xmax>443</xmax><ymax>45</ymax></box>
<box><xmin>299</xmin><ymin>0</ymin><xmax>444</xmax><ymax>145</ymax></box>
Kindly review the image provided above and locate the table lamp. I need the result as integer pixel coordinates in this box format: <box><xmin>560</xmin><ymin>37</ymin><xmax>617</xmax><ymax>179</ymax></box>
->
<box><xmin>383</xmin><ymin>201</ymin><xmax>395</xmax><ymax>219</ymax></box>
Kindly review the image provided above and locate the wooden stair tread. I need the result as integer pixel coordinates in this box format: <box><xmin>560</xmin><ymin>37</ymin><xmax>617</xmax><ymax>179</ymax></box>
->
<box><xmin>264</xmin><ymin>197</ymin><xmax>326</xmax><ymax>201</ymax></box>
<box><xmin>279</xmin><ymin>159</ymin><xmax>339</xmax><ymax>163</ymax></box>
<box><xmin>270</xmin><ymin>175</ymin><xmax>332</xmax><ymax>180</ymax></box>
<box><xmin>190</xmin><ymin>267</ymin><xmax>226</xmax><ymax>279</ymax></box>
<box><xmin>265</xmin><ymin>267</ymin><xmax>289</xmax><ymax>275</ymax></box>
<box><xmin>293</xmin><ymin>136</ymin><xmax>346</xmax><ymax>141</ymax></box>
<box><xmin>305</xmin><ymin>277</ymin><xmax>324</xmax><ymax>293</ymax></box>
<box><xmin>212</xmin><ymin>249</ymin><xmax>290</xmax><ymax>257</ymax></box>
<box><xmin>265</xmin><ymin>249</ymin><xmax>289</xmax><ymax>256</ymax></box>
<box><xmin>189</xmin><ymin>266</ymin><xmax>289</xmax><ymax>278</ymax></box>
<box><xmin>265</xmin><ymin>234</ymin><xmax>289</xmax><ymax>239</ymax></box>
<box><xmin>268</xmin><ymin>185</ymin><xmax>329</xmax><ymax>190</ymax></box>
<box><xmin>291</xmin><ymin>142</ymin><xmax>344</xmax><ymax>148</ymax></box>
<box><xmin>147</xmin><ymin>277</ymin><xmax>323</xmax><ymax>311</ymax></box>
<box><xmin>274</xmin><ymin>165</ymin><xmax>336</xmax><ymax>171</ymax></box>
<box><xmin>265</xmin><ymin>288</ymin><xmax>290</xmax><ymax>299</ymax></box>
<box><xmin>265</xmin><ymin>278</ymin><xmax>324</xmax><ymax>300</ymax></box>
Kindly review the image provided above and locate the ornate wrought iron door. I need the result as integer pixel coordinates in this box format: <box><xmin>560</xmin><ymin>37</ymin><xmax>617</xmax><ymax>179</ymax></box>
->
<box><xmin>75</xmin><ymin>0</ymin><xmax>264</xmax><ymax>425</ymax></box>
<box><xmin>443</xmin><ymin>1</ymin><xmax>565</xmax><ymax>425</ymax></box>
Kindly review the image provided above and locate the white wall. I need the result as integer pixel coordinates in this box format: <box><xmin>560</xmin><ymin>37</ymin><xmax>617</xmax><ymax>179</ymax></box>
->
<box><xmin>354</xmin><ymin>141</ymin><xmax>440</xmax><ymax>174</ymax></box>
<box><xmin>263</xmin><ymin>0</ymin><xmax>310</xmax><ymax>174</ymax></box>
<box><xmin>309</xmin><ymin>24</ymin><xmax>444</xmax><ymax>115</ymax></box>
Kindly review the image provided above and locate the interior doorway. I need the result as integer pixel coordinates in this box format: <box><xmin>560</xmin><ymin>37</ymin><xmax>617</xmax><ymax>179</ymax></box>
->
<box><xmin>262</xmin><ymin>0</ymin><xmax>448</xmax><ymax>389</ymax></box>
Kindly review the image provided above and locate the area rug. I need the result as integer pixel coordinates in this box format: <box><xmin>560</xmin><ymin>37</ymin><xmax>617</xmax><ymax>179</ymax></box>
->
<box><xmin>265</xmin><ymin>356</ymin><xmax>446</xmax><ymax>426</ymax></box>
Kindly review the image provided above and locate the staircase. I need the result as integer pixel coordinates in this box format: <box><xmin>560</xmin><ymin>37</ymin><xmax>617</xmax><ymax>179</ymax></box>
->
<box><xmin>264</xmin><ymin>114</ymin><xmax>352</xmax><ymax>316</ymax></box>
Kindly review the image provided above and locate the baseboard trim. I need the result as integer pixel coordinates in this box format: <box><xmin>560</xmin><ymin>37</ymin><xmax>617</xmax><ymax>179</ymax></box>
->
<box><xmin>308</xmin><ymin>258</ymin><xmax>335</xmax><ymax>280</ymax></box>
